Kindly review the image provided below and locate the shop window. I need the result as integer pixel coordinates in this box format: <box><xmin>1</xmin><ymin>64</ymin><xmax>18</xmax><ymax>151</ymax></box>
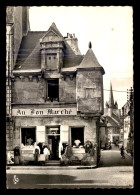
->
<box><xmin>21</xmin><ymin>128</ymin><xmax>36</xmax><ymax>146</ymax></box>
<box><xmin>46</xmin><ymin>79</ymin><xmax>59</xmax><ymax>101</ymax></box>
<box><xmin>71</xmin><ymin>127</ymin><xmax>84</xmax><ymax>147</ymax></box>
<box><xmin>46</xmin><ymin>53</ymin><xmax>58</xmax><ymax>70</ymax></box>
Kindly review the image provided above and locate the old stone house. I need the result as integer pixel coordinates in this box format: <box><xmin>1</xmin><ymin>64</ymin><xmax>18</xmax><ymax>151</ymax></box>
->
<box><xmin>7</xmin><ymin>8</ymin><xmax>105</xmax><ymax>166</ymax></box>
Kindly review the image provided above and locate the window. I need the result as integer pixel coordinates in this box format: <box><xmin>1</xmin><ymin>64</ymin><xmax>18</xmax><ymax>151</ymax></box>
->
<box><xmin>46</xmin><ymin>79</ymin><xmax>59</xmax><ymax>101</ymax></box>
<box><xmin>71</xmin><ymin>127</ymin><xmax>84</xmax><ymax>147</ymax></box>
<box><xmin>46</xmin><ymin>53</ymin><xmax>58</xmax><ymax>70</ymax></box>
<box><xmin>85</xmin><ymin>88</ymin><xmax>94</xmax><ymax>98</ymax></box>
<box><xmin>21</xmin><ymin>128</ymin><xmax>36</xmax><ymax>146</ymax></box>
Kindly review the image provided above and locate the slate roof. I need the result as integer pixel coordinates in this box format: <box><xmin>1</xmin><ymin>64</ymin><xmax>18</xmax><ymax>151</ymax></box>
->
<box><xmin>77</xmin><ymin>48</ymin><xmax>105</xmax><ymax>74</ymax></box>
<box><xmin>106</xmin><ymin>116</ymin><xmax>120</xmax><ymax>128</ymax></box>
<box><xmin>14</xmin><ymin>23</ymin><xmax>104</xmax><ymax>73</ymax></box>
<box><xmin>112</xmin><ymin>112</ymin><xmax>121</xmax><ymax>123</ymax></box>
<box><xmin>63</xmin><ymin>41</ymin><xmax>84</xmax><ymax>68</ymax></box>
<box><xmin>15</xmin><ymin>31</ymin><xmax>46</xmax><ymax>70</ymax></box>
<box><xmin>14</xmin><ymin>23</ymin><xmax>84</xmax><ymax>70</ymax></box>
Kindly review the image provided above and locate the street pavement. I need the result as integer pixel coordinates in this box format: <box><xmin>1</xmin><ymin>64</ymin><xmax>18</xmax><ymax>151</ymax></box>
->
<box><xmin>6</xmin><ymin>148</ymin><xmax>134</xmax><ymax>189</ymax></box>
<box><xmin>99</xmin><ymin>148</ymin><xmax>133</xmax><ymax>167</ymax></box>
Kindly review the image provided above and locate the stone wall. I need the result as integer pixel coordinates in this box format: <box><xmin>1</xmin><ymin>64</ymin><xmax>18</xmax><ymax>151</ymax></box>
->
<box><xmin>12</xmin><ymin>75</ymin><xmax>76</xmax><ymax>104</ymax></box>
<box><xmin>6</xmin><ymin>6</ymin><xmax>14</xmax><ymax>23</ymax></box>
<box><xmin>6</xmin><ymin>15</ymin><xmax>15</xmax><ymax>151</ymax></box>
<box><xmin>22</xmin><ymin>6</ymin><xmax>30</xmax><ymax>36</ymax></box>
<box><xmin>6</xmin><ymin>119</ymin><xmax>14</xmax><ymax>151</ymax></box>
<box><xmin>6</xmin><ymin>6</ymin><xmax>30</xmax><ymax>66</ymax></box>
<box><xmin>12</xmin><ymin>77</ymin><xmax>45</xmax><ymax>103</ymax></box>
<box><xmin>13</xmin><ymin>126</ymin><xmax>21</xmax><ymax>148</ymax></box>
<box><xmin>13</xmin><ymin>6</ymin><xmax>24</xmax><ymax>65</ymax></box>
<box><xmin>12</xmin><ymin>116</ymin><xmax>98</xmax><ymax>149</ymax></box>
<box><xmin>64</xmin><ymin>33</ymin><xmax>81</xmax><ymax>55</ymax></box>
<box><xmin>76</xmin><ymin>70</ymin><xmax>103</xmax><ymax>113</ymax></box>
<box><xmin>59</xmin><ymin>76</ymin><xmax>76</xmax><ymax>102</ymax></box>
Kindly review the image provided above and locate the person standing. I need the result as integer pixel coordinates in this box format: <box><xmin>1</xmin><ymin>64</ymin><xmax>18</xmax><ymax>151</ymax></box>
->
<box><xmin>14</xmin><ymin>146</ymin><xmax>20</xmax><ymax>165</ymax></box>
<box><xmin>120</xmin><ymin>145</ymin><xmax>125</xmax><ymax>158</ymax></box>
<box><xmin>43</xmin><ymin>146</ymin><xmax>50</xmax><ymax>161</ymax></box>
<box><xmin>59</xmin><ymin>141</ymin><xmax>63</xmax><ymax>159</ymax></box>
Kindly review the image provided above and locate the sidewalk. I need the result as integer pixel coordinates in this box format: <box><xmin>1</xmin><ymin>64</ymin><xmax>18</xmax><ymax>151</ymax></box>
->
<box><xmin>124</xmin><ymin>151</ymin><xmax>133</xmax><ymax>159</ymax></box>
<box><xmin>6</xmin><ymin>165</ymin><xmax>97</xmax><ymax>170</ymax></box>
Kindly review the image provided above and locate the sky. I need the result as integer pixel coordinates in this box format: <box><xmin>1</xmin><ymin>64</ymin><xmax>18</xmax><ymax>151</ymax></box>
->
<box><xmin>29</xmin><ymin>6</ymin><xmax>133</xmax><ymax>109</ymax></box>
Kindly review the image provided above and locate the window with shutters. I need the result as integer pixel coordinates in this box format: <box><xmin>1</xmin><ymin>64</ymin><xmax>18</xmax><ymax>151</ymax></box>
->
<box><xmin>45</xmin><ymin>53</ymin><xmax>58</xmax><ymax>70</ymax></box>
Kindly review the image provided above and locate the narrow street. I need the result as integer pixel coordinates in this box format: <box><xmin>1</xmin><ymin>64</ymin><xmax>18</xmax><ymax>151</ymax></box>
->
<box><xmin>6</xmin><ymin>148</ymin><xmax>134</xmax><ymax>189</ymax></box>
<box><xmin>99</xmin><ymin>147</ymin><xmax>133</xmax><ymax>167</ymax></box>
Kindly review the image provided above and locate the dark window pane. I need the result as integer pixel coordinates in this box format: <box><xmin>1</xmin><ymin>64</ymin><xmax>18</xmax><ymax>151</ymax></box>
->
<box><xmin>21</xmin><ymin>128</ymin><xmax>36</xmax><ymax>145</ymax></box>
<box><xmin>47</xmin><ymin>79</ymin><xmax>59</xmax><ymax>100</ymax></box>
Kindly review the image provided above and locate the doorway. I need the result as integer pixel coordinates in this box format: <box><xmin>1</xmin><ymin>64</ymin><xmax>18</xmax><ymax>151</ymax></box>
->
<box><xmin>48</xmin><ymin>135</ymin><xmax>60</xmax><ymax>160</ymax></box>
<box><xmin>71</xmin><ymin>127</ymin><xmax>84</xmax><ymax>147</ymax></box>
<box><xmin>113</xmin><ymin>136</ymin><xmax>119</xmax><ymax>144</ymax></box>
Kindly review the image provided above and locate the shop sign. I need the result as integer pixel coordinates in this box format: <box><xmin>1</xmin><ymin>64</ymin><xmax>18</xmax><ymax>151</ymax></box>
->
<box><xmin>12</xmin><ymin>108</ymin><xmax>77</xmax><ymax>116</ymax></box>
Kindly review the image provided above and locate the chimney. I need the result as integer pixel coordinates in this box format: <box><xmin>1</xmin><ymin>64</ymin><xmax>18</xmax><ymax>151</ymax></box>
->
<box><xmin>65</xmin><ymin>33</ymin><xmax>81</xmax><ymax>55</ymax></box>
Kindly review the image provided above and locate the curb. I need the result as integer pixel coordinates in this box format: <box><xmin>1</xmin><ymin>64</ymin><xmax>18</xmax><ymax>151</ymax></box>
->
<box><xmin>77</xmin><ymin>166</ymin><xmax>97</xmax><ymax>169</ymax></box>
<box><xmin>6</xmin><ymin>165</ymin><xmax>97</xmax><ymax>170</ymax></box>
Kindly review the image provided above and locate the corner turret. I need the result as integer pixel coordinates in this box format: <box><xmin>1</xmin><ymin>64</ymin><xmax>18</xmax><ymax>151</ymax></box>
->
<box><xmin>76</xmin><ymin>42</ymin><xmax>105</xmax><ymax>114</ymax></box>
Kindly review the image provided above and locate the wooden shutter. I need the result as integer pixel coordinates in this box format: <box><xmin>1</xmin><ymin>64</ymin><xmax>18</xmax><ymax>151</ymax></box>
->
<box><xmin>60</xmin><ymin>125</ymin><xmax>69</xmax><ymax>143</ymax></box>
<box><xmin>36</xmin><ymin>126</ymin><xmax>45</xmax><ymax>143</ymax></box>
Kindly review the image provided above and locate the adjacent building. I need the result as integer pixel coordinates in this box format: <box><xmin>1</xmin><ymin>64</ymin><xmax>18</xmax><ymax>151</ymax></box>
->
<box><xmin>122</xmin><ymin>101</ymin><xmax>131</xmax><ymax>148</ymax></box>
<box><xmin>6</xmin><ymin>6</ymin><xmax>30</xmax><ymax>155</ymax></box>
<box><xmin>104</xmin><ymin>83</ymin><xmax>121</xmax><ymax>145</ymax></box>
<box><xmin>121</xmin><ymin>87</ymin><xmax>134</xmax><ymax>156</ymax></box>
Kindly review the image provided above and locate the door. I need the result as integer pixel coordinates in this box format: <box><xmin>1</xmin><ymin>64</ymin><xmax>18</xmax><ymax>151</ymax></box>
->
<box><xmin>48</xmin><ymin>135</ymin><xmax>60</xmax><ymax>160</ymax></box>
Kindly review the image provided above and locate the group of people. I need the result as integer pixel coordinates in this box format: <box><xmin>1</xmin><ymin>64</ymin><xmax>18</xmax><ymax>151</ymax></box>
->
<box><xmin>33</xmin><ymin>142</ymin><xmax>51</xmax><ymax>161</ymax></box>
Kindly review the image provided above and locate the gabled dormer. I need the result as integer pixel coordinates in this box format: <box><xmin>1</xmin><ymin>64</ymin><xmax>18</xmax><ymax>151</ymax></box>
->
<box><xmin>40</xmin><ymin>23</ymin><xmax>65</xmax><ymax>72</ymax></box>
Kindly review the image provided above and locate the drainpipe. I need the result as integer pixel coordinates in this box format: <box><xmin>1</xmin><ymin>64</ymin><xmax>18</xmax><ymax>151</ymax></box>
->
<box><xmin>7</xmin><ymin>23</ymin><xmax>14</xmax><ymax>145</ymax></box>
